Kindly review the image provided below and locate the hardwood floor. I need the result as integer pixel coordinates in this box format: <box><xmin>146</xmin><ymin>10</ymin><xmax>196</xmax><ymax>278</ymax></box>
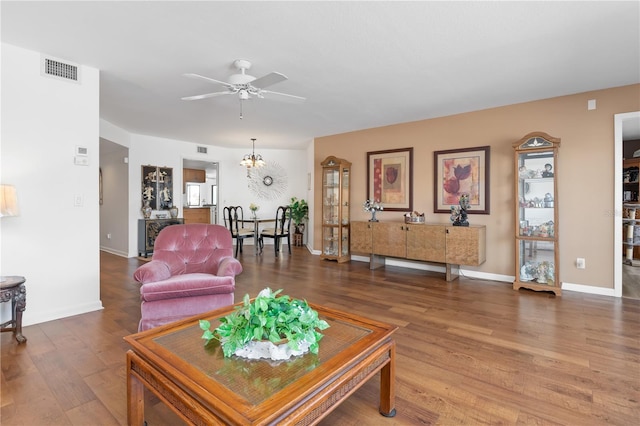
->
<box><xmin>2</xmin><ymin>248</ymin><xmax>639</xmax><ymax>425</ymax></box>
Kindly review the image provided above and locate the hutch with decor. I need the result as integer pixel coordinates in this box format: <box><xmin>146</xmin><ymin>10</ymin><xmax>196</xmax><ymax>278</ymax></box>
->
<box><xmin>512</xmin><ymin>132</ymin><xmax>561</xmax><ymax>296</ymax></box>
<box><xmin>320</xmin><ymin>156</ymin><xmax>351</xmax><ymax>263</ymax></box>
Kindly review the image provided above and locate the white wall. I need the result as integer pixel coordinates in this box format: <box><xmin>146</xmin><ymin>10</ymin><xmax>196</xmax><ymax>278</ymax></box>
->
<box><xmin>1</xmin><ymin>43</ymin><xmax>103</xmax><ymax>326</ymax></box>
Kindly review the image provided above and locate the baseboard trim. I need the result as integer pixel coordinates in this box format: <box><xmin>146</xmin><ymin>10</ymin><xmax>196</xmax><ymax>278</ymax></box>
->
<box><xmin>100</xmin><ymin>246</ymin><xmax>128</xmax><ymax>258</ymax></box>
<box><xmin>24</xmin><ymin>300</ymin><xmax>104</xmax><ymax>327</ymax></box>
<box><xmin>348</xmin><ymin>255</ymin><xmax>615</xmax><ymax>295</ymax></box>
<box><xmin>561</xmin><ymin>282</ymin><xmax>616</xmax><ymax>297</ymax></box>
<box><xmin>351</xmin><ymin>255</ymin><xmax>513</xmax><ymax>283</ymax></box>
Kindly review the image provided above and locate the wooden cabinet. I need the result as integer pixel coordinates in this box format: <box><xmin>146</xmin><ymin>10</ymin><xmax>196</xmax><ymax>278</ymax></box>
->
<box><xmin>183</xmin><ymin>207</ymin><xmax>210</xmax><ymax>224</ymax></box>
<box><xmin>183</xmin><ymin>168</ymin><xmax>206</xmax><ymax>193</ymax></box>
<box><xmin>513</xmin><ymin>132</ymin><xmax>561</xmax><ymax>296</ymax></box>
<box><xmin>350</xmin><ymin>221</ymin><xmax>372</xmax><ymax>253</ymax></box>
<box><xmin>409</xmin><ymin>224</ymin><xmax>446</xmax><ymax>263</ymax></box>
<box><xmin>184</xmin><ymin>168</ymin><xmax>205</xmax><ymax>183</ymax></box>
<box><xmin>350</xmin><ymin>221</ymin><xmax>485</xmax><ymax>280</ymax></box>
<box><xmin>372</xmin><ymin>222</ymin><xmax>406</xmax><ymax>258</ymax></box>
<box><xmin>446</xmin><ymin>226</ymin><xmax>485</xmax><ymax>265</ymax></box>
<box><xmin>138</xmin><ymin>218</ymin><xmax>184</xmax><ymax>257</ymax></box>
<box><xmin>320</xmin><ymin>156</ymin><xmax>351</xmax><ymax>263</ymax></box>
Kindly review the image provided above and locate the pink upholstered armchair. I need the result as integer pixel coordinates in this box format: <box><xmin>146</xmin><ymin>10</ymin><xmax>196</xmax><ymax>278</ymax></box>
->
<box><xmin>133</xmin><ymin>224</ymin><xmax>243</xmax><ymax>331</ymax></box>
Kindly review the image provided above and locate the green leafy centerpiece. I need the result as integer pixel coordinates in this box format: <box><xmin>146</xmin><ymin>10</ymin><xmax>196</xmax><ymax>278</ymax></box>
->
<box><xmin>199</xmin><ymin>288</ymin><xmax>330</xmax><ymax>361</ymax></box>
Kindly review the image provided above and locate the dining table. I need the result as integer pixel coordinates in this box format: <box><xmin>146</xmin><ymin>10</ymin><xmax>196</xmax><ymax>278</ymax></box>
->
<box><xmin>241</xmin><ymin>217</ymin><xmax>276</xmax><ymax>254</ymax></box>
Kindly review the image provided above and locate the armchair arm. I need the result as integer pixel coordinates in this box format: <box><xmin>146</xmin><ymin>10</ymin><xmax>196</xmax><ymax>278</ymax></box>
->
<box><xmin>217</xmin><ymin>256</ymin><xmax>243</xmax><ymax>277</ymax></box>
<box><xmin>133</xmin><ymin>260</ymin><xmax>171</xmax><ymax>284</ymax></box>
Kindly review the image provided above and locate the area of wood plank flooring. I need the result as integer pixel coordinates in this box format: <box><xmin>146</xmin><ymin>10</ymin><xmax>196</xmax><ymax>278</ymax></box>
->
<box><xmin>2</xmin><ymin>248</ymin><xmax>639</xmax><ymax>425</ymax></box>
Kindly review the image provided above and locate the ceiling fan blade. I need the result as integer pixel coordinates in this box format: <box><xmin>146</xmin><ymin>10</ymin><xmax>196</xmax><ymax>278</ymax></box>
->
<box><xmin>183</xmin><ymin>73</ymin><xmax>233</xmax><ymax>88</ymax></box>
<box><xmin>250</xmin><ymin>72</ymin><xmax>288</xmax><ymax>89</ymax></box>
<box><xmin>260</xmin><ymin>89</ymin><xmax>306</xmax><ymax>103</ymax></box>
<box><xmin>181</xmin><ymin>91</ymin><xmax>235</xmax><ymax>101</ymax></box>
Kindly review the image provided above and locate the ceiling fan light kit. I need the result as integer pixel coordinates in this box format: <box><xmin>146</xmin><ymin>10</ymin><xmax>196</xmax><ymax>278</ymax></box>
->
<box><xmin>181</xmin><ymin>58</ymin><xmax>305</xmax><ymax>107</ymax></box>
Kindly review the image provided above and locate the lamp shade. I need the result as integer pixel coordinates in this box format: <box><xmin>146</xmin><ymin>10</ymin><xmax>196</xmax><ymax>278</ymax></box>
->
<box><xmin>0</xmin><ymin>184</ymin><xmax>19</xmax><ymax>217</ymax></box>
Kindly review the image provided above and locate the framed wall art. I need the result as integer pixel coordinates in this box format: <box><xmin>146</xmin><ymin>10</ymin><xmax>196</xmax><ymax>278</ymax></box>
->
<box><xmin>433</xmin><ymin>145</ymin><xmax>490</xmax><ymax>214</ymax></box>
<box><xmin>141</xmin><ymin>165</ymin><xmax>174</xmax><ymax>210</ymax></box>
<box><xmin>367</xmin><ymin>148</ymin><xmax>413</xmax><ymax>211</ymax></box>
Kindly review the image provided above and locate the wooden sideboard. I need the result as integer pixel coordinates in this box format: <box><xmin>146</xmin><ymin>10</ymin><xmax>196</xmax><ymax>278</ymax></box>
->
<box><xmin>351</xmin><ymin>221</ymin><xmax>486</xmax><ymax>281</ymax></box>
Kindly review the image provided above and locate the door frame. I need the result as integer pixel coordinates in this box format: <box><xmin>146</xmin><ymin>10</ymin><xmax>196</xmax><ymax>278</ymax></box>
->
<box><xmin>614</xmin><ymin>111</ymin><xmax>640</xmax><ymax>297</ymax></box>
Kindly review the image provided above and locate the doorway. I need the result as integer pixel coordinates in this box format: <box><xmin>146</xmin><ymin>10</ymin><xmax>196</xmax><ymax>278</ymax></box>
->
<box><xmin>614</xmin><ymin>111</ymin><xmax>640</xmax><ymax>298</ymax></box>
<box><xmin>99</xmin><ymin>138</ymin><xmax>129</xmax><ymax>257</ymax></box>
<box><xmin>182</xmin><ymin>159</ymin><xmax>219</xmax><ymax>223</ymax></box>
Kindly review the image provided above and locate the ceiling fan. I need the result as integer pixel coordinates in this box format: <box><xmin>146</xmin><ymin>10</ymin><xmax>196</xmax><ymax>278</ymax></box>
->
<box><xmin>181</xmin><ymin>59</ymin><xmax>306</xmax><ymax>103</ymax></box>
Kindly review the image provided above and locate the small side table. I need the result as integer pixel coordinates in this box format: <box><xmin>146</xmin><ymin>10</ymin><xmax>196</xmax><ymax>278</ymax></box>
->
<box><xmin>293</xmin><ymin>233</ymin><xmax>303</xmax><ymax>246</ymax></box>
<box><xmin>0</xmin><ymin>276</ymin><xmax>27</xmax><ymax>343</ymax></box>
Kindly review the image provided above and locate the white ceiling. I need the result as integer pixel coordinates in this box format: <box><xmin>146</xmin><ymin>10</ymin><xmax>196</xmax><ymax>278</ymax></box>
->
<box><xmin>2</xmin><ymin>1</ymin><xmax>639</xmax><ymax>149</ymax></box>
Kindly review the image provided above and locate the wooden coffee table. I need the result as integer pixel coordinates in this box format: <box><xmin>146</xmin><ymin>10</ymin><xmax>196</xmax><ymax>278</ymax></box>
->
<box><xmin>124</xmin><ymin>303</ymin><xmax>397</xmax><ymax>425</ymax></box>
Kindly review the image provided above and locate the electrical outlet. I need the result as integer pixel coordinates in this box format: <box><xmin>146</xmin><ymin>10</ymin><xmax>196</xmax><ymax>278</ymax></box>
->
<box><xmin>576</xmin><ymin>258</ymin><xmax>586</xmax><ymax>269</ymax></box>
<box><xmin>107</xmin><ymin>233</ymin><xmax>112</xmax><ymax>239</ymax></box>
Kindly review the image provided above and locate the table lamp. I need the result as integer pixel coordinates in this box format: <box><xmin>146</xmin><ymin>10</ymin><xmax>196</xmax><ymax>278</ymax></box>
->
<box><xmin>1</xmin><ymin>184</ymin><xmax>19</xmax><ymax>282</ymax></box>
<box><xmin>1</xmin><ymin>184</ymin><xmax>19</xmax><ymax>217</ymax></box>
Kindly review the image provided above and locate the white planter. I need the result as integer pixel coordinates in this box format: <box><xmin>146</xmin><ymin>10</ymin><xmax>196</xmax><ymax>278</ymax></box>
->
<box><xmin>234</xmin><ymin>339</ymin><xmax>310</xmax><ymax>361</ymax></box>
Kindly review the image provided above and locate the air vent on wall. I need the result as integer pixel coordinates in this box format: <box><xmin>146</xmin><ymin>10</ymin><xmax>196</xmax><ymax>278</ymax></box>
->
<box><xmin>41</xmin><ymin>55</ymin><xmax>80</xmax><ymax>83</ymax></box>
<box><xmin>197</xmin><ymin>146</ymin><xmax>208</xmax><ymax>154</ymax></box>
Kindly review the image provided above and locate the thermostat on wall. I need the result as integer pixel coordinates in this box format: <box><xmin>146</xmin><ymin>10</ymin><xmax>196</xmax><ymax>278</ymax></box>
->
<box><xmin>76</xmin><ymin>146</ymin><xmax>88</xmax><ymax>156</ymax></box>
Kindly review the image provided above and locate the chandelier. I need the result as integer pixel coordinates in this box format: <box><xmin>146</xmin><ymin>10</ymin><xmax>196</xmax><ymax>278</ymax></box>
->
<box><xmin>240</xmin><ymin>138</ymin><xmax>266</xmax><ymax>169</ymax></box>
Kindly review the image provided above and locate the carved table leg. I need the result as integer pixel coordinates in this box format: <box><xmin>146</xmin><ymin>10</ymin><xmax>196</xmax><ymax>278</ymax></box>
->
<box><xmin>0</xmin><ymin>278</ymin><xmax>27</xmax><ymax>344</ymax></box>
<box><xmin>13</xmin><ymin>283</ymin><xmax>27</xmax><ymax>343</ymax></box>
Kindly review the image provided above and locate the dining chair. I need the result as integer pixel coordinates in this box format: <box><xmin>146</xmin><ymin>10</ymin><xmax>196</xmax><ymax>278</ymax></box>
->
<box><xmin>259</xmin><ymin>205</ymin><xmax>292</xmax><ymax>256</ymax></box>
<box><xmin>223</xmin><ymin>206</ymin><xmax>255</xmax><ymax>257</ymax></box>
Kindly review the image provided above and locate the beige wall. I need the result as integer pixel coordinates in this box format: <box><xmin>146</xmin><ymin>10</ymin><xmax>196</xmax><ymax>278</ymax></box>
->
<box><xmin>314</xmin><ymin>84</ymin><xmax>640</xmax><ymax>289</ymax></box>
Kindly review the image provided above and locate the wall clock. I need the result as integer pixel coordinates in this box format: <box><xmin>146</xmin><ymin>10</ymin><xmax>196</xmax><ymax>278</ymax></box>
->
<box><xmin>248</xmin><ymin>162</ymin><xmax>288</xmax><ymax>200</ymax></box>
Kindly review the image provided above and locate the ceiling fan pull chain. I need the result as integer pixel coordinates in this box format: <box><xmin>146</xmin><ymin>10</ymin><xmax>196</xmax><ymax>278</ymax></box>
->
<box><xmin>239</xmin><ymin>99</ymin><xmax>243</xmax><ymax>120</ymax></box>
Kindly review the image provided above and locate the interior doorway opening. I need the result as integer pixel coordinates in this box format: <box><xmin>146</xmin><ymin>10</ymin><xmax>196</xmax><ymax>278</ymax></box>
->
<box><xmin>614</xmin><ymin>111</ymin><xmax>640</xmax><ymax>298</ymax></box>
<box><xmin>182</xmin><ymin>159</ymin><xmax>219</xmax><ymax>224</ymax></box>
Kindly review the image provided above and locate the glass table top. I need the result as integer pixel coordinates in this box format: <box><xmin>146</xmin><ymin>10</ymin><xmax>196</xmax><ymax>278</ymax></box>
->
<box><xmin>152</xmin><ymin>315</ymin><xmax>372</xmax><ymax>406</ymax></box>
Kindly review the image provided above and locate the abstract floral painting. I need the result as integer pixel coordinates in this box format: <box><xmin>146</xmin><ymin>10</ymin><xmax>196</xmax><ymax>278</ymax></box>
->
<box><xmin>367</xmin><ymin>148</ymin><xmax>413</xmax><ymax>211</ymax></box>
<box><xmin>434</xmin><ymin>146</ymin><xmax>490</xmax><ymax>214</ymax></box>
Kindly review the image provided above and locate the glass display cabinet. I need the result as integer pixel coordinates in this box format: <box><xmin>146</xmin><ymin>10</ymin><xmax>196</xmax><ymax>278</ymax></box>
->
<box><xmin>321</xmin><ymin>156</ymin><xmax>351</xmax><ymax>263</ymax></box>
<box><xmin>513</xmin><ymin>132</ymin><xmax>561</xmax><ymax>296</ymax></box>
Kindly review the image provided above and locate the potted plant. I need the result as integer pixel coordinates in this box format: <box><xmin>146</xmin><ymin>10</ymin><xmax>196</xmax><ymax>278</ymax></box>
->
<box><xmin>288</xmin><ymin>197</ymin><xmax>309</xmax><ymax>234</ymax></box>
<box><xmin>199</xmin><ymin>288</ymin><xmax>330</xmax><ymax>360</ymax></box>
